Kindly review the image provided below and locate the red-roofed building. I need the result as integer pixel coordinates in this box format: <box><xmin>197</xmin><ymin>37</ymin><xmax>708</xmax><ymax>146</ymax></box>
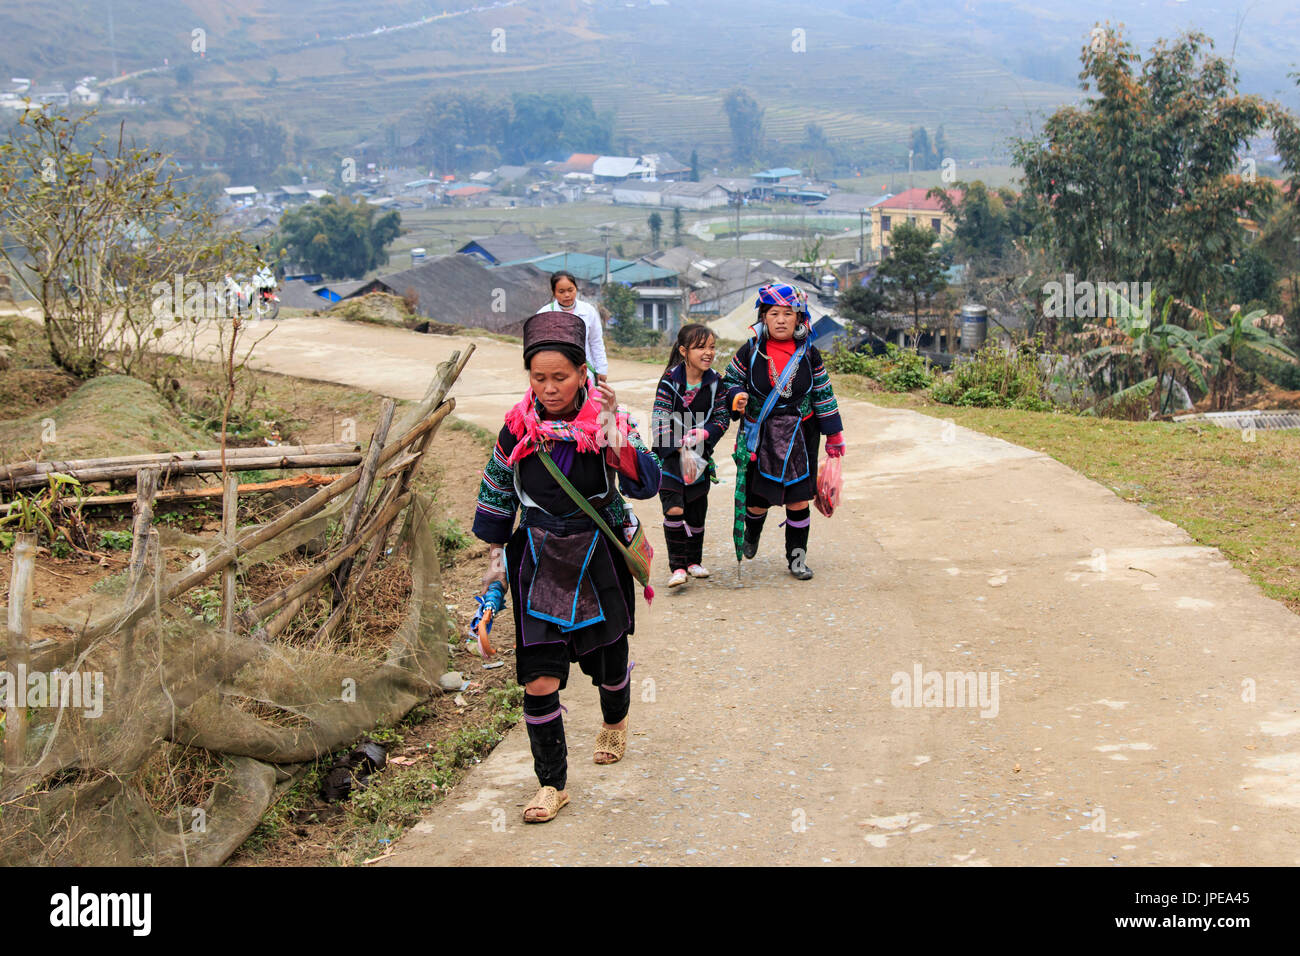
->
<box><xmin>445</xmin><ymin>184</ymin><xmax>492</xmax><ymax>204</ymax></box>
<box><xmin>870</xmin><ymin>187</ymin><xmax>963</xmax><ymax>260</ymax></box>
<box><xmin>562</xmin><ymin>153</ymin><xmax>599</xmax><ymax>174</ymax></box>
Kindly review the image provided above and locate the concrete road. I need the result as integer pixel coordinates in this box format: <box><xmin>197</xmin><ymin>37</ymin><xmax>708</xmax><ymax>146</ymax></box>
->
<box><xmin>181</xmin><ymin>317</ymin><xmax>1300</xmax><ymax>865</ymax></box>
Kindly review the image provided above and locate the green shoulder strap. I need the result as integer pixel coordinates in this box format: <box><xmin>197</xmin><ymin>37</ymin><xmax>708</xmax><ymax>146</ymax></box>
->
<box><xmin>535</xmin><ymin>449</ymin><xmax>646</xmax><ymax>585</ymax></box>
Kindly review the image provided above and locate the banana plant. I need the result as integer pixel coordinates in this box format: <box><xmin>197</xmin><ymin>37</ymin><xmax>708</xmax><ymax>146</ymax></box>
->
<box><xmin>1079</xmin><ymin>291</ymin><xmax>1208</xmax><ymax>416</ymax></box>
<box><xmin>1198</xmin><ymin>306</ymin><xmax>1298</xmax><ymax>409</ymax></box>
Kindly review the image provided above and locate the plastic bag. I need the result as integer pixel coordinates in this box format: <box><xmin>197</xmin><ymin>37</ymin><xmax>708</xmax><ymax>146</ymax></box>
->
<box><xmin>680</xmin><ymin>445</ymin><xmax>707</xmax><ymax>485</ymax></box>
<box><xmin>814</xmin><ymin>456</ymin><xmax>843</xmax><ymax>518</ymax></box>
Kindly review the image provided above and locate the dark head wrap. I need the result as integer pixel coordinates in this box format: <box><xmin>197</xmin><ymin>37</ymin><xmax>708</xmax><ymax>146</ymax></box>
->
<box><xmin>523</xmin><ymin>310</ymin><xmax>587</xmax><ymax>364</ymax></box>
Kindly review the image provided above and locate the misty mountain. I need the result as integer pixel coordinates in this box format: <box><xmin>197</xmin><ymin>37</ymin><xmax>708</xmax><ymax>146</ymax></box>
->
<box><xmin>2</xmin><ymin>0</ymin><xmax>1297</xmax><ymax>167</ymax></box>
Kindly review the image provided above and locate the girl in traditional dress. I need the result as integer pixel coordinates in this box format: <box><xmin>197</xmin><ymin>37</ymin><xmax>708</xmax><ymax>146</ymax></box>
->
<box><xmin>540</xmin><ymin>270</ymin><xmax>608</xmax><ymax>385</ymax></box>
<box><xmin>722</xmin><ymin>283</ymin><xmax>845</xmax><ymax>580</ymax></box>
<box><xmin>651</xmin><ymin>323</ymin><xmax>733</xmax><ymax>587</ymax></box>
<box><xmin>472</xmin><ymin>311</ymin><xmax>660</xmax><ymax>823</ymax></box>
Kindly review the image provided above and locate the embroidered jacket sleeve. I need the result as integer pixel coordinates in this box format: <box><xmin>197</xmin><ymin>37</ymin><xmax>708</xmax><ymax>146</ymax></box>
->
<box><xmin>650</xmin><ymin>375</ymin><xmax>677</xmax><ymax>461</ymax></box>
<box><xmin>471</xmin><ymin>425</ymin><xmax>519</xmax><ymax>544</ymax></box>
<box><xmin>703</xmin><ymin>372</ymin><xmax>733</xmax><ymax>447</ymax></box>
<box><xmin>721</xmin><ymin>342</ymin><xmax>752</xmax><ymax>420</ymax></box>
<box><xmin>610</xmin><ymin>415</ymin><xmax>661</xmax><ymax>500</ymax></box>
<box><xmin>807</xmin><ymin>346</ymin><xmax>844</xmax><ymax>436</ymax></box>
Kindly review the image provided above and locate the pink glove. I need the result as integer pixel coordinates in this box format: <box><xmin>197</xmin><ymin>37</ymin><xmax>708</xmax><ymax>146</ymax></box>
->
<box><xmin>682</xmin><ymin>428</ymin><xmax>708</xmax><ymax>449</ymax></box>
<box><xmin>825</xmin><ymin>432</ymin><xmax>846</xmax><ymax>458</ymax></box>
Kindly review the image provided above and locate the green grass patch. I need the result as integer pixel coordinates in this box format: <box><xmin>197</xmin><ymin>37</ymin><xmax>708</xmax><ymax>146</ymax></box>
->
<box><xmin>447</xmin><ymin>417</ymin><xmax>496</xmax><ymax>451</ymax></box>
<box><xmin>235</xmin><ymin>685</ymin><xmax>525</xmax><ymax>866</ymax></box>
<box><xmin>1</xmin><ymin>374</ymin><xmax>208</xmax><ymax>463</ymax></box>
<box><xmin>340</xmin><ymin>686</ymin><xmax>523</xmax><ymax>864</ymax></box>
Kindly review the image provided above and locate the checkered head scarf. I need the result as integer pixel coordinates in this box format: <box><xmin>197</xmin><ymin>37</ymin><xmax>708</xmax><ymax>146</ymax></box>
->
<box><xmin>753</xmin><ymin>283</ymin><xmax>811</xmax><ymax>339</ymax></box>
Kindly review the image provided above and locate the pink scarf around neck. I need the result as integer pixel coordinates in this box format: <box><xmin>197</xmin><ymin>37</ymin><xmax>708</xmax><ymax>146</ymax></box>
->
<box><xmin>503</xmin><ymin>389</ymin><xmax>604</xmax><ymax>466</ymax></box>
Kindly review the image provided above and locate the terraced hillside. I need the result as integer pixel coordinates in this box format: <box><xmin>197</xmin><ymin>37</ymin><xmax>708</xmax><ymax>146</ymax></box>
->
<box><xmin>4</xmin><ymin>0</ymin><xmax>1297</xmax><ymax>167</ymax></box>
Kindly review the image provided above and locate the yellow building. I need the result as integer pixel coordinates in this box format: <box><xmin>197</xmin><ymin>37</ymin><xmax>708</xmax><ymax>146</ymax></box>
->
<box><xmin>869</xmin><ymin>187</ymin><xmax>961</xmax><ymax>260</ymax></box>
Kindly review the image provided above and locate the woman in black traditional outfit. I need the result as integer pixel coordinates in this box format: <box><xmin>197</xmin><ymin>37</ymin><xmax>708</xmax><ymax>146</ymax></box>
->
<box><xmin>722</xmin><ymin>283</ymin><xmax>846</xmax><ymax>580</ymax></box>
<box><xmin>472</xmin><ymin>310</ymin><xmax>661</xmax><ymax>823</ymax></box>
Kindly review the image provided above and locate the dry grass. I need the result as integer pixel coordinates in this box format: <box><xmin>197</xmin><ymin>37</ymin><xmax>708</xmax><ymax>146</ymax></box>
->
<box><xmin>226</xmin><ymin>697</ymin><xmax>315</xmax><ymax>730</ymax></box>
<box><xmin>135</xmin><ymin>743</ymin><xmax>230</xmax><ymax>818</ymax></box>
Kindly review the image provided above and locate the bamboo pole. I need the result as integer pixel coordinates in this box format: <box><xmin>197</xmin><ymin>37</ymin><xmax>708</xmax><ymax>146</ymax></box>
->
<box><xmin>0</xmin><ymin>443</ymin><xmax>361</xmax><ymax>484</ymax></box>
<box><xmin>4</xmin><ymin>532</ymin><xmax>36</xmax><ymax>780</ymax></box>
<box><xmin>376</xmin><ymin>450</ymin><xmax>423</xmax><ymax>481</ymax></box>
<box><xmin>2</xmin><ymin>452</ymin><xmax>364</xmax><ymax>492</ymax></box>
<box><xmin>257</xmin><ymin>590</ymin><xmax>317</xmax><ymax>643</ymax></box>
<box><xmin>221</xmin><ymin>473</ymin><xmax>238</xmax><ymax>633</ymax></box>
<box><xmin>127</xmin><ymin>466</ymin><xmax>160</xmax><ymax>587</ymax></box>
<box><xmin>311</xmin><ymin>478</ymin><xmax>405</xmax><ymax>645</ymax></box>
<box><xmin>116</xmin><ymin>528</ymin><xmax>158</xmax><ymax>700</ymax></box>
<box><xmin>332</xmin><ymin>399</ymin><xmax>396</xmax><ymax>607</ymax></box>
<box><xmin>314</xmin><ymin>404</ymin><xmax>448</xmax><ymax>645</ymax></box>
<box><xmin>370</xmin><ymin>418</ymin><xmax>438</xmax><ymax>567</ymax></box>
<box><xmin>32</xmin><ymin>393</ymin><xmax>457</xmax><ymax>665</ymax></box>
<box><xmin>34</xmin><ymin>473</ymin><xmax>342</xmax><ymax>513</ymax></box>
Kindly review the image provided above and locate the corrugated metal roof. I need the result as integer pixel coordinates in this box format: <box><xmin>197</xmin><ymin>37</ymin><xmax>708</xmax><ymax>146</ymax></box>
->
<box><xmin>499</xmin><ymin>252</ymin><xmax>632</xmax><ymax>282</ymax></box>
<box><xmin>814</xmin><ymin>191</ymin><xmax>893</xmax><ymax>213</ymax></box>
<box><xmin>1173</xmin><ymin>410</ymin><xmax>1300</xmax><ymax>430</ymax></box>
<box><xmin>608</xmin><ymin>261</ymin><xmax>678</xmax><ymax>284</ymax></box>
<box><xmin>613</xmin><ymin>180</ymin><xmax>661</xmax><ymax>193</ymax></box>
<box><xmin>593</xmin><ymin>156</ymin><xmax>651</xmax><ymax>178</ymax></box>
<box><xmin>662</xmin><ymin>181</ymin><xmax>727</xmax><ymax>197</ymax></box>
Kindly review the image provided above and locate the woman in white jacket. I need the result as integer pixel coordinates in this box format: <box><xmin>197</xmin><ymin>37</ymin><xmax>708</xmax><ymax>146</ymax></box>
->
<box><xmin>541</xmin><ymin>271</ymin><xmax>609</xmax><ymax>385</ymax></box>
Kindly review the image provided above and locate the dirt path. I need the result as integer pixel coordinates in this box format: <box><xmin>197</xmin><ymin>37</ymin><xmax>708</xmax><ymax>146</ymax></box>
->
<box><xmin>181</xmin><ymin>317</ymin><xmax>1300</xmax><ymax>865</ymax></box>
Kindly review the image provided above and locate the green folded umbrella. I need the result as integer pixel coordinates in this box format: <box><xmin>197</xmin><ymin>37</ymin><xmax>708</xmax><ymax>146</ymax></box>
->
<box><xmin>731</xmin><ymin>428</ymin><xmax>750</xmax><ymax>579</ymax></box>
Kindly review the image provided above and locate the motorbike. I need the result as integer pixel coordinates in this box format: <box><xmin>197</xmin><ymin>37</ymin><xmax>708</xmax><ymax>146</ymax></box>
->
<box><xmin>222</xmin><ymin>266</ymin><xmax>280</xmax><ymax>320</ymax></box>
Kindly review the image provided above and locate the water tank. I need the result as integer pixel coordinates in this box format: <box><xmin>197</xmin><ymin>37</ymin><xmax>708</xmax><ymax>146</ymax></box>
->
<box><xmin>410</xmin><ymin>247</ymin><xmax>427</xmax><ymax>265</ymax></box>
<box><xmin>820</xmin><ymin>273</ymin><xmax>839</xmax><ymax>296</ymax></box>
<box><xmin>960</xmin><ymin>304</ymin><xmax>988</xmax><ymax>351</ymax></box>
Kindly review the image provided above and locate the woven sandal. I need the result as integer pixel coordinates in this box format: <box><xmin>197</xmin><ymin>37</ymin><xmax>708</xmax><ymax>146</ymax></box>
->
<box><xmin>523</xmin><ymin>785</ymin><xmax>569</xmax><ymax>823</ymax></box>
<box><xmin>594</xmin><ymin>724</ymin><xmax>628</xmax><ymax>764</ymax></box>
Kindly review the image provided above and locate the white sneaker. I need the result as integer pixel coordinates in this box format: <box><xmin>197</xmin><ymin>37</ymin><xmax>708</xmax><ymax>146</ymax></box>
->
<box><xmin>686</xmin><ymin>564</ymin><xmax>710</xmax><ymax>578</ymax></box>
<box><xmin>667</xmin><ymin>569</ymin><xmax>688</xmax><ymax>588</ymax></box>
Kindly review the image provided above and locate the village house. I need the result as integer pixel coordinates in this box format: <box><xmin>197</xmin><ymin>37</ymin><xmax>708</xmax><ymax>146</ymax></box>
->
<box><xmin>611</xmin><ymin>180</ymin><xmax>663</xmax><ymax>206</ymax></box>
<box><xmin>456</xmin><ymin>233</ymin><xmax>545</xmax><ymax>265</ymax></box>
<box><xmin>442</xmin><ymin>184</ymin><xmax>493</xmax><ymax>205</ymax></box>
<box><xmin>641</xmin><ymin>152</ymin><xmax>690</xmax><ymax>178</ymax></box>
<box><xmin>341</xmin><ymin>254</ymin><xmax>552</xmax><ymax>333</ymax></box>
<box><xmin>559</xmin><ymin>153</ymin><xmax>599</xmax><ymax>175</ymax></box>
<box><xmin>660</xmin><ymin>180</ymin><xmax>731</xmax><ymax>209</ymax></box>
<box><xmin>869</xmin><ymin>187</ymin><xmax>962</xmax><ymax>259</ymax></box>
<box><xmin>222</xmin><ymin>185</ymin><xmax>260</xmax><ymax>208</ymax></box>
<box><xmin>592</xmin><ymin>156</ymin><xmax>655</xmax><ymax>182</ymax></box>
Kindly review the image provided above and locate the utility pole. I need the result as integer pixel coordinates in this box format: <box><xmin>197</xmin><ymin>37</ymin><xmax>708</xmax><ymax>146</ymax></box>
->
<box><xmin>908</xmin><ymin>149</ymin><xmax>915</xmax><ymax>223</ymax></box>
<box><xmin>734</xmin><ymin>196</ymin><xmax>741</xmax><ymax>255</ymax></box>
